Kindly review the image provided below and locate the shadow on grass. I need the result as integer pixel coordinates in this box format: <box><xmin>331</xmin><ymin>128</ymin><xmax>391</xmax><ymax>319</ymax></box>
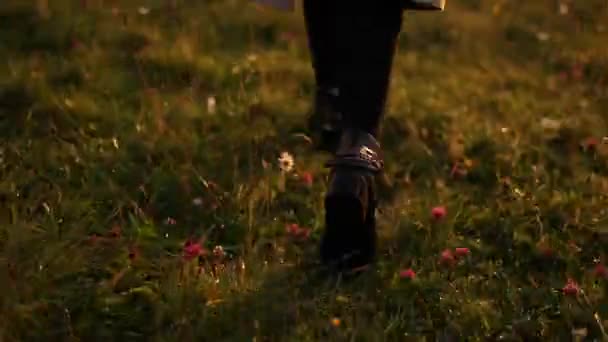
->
<box><xmin>0</xmin><ymin>82</ymin><xmax>82</xmax><ymax>141</ymax></box>
<box><xmin>0</xmin><ymin>7</ymin><xmax>82</xmax><ymax>55</ymax></box>
<box><xmin>195</xmin><ymin>240</ymin><xmax>474</xmax><ymax>341</ymax></box>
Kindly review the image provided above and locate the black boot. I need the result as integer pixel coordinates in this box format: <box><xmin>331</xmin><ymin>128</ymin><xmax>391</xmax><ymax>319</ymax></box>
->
<box><xmin>321</xmin><ymin>129</ymin><xmax>383</xmax><ymax>271</ymax></box>
<box><xmin>308</xmin><ymin>1</ymin><xmax>403</xmax><ymax>272</ymax></box>
<box><xmin>303</xmin><ymin>1</ymin><xmax>344</xmax><ymax>153</ymax></box>
<box><xmin>307</xmin><ymin>86</ymin><xmax>343</xmax><ymax>153</ymax></box>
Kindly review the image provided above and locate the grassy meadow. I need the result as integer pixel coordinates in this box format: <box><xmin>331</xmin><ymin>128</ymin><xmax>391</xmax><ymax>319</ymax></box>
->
<box><xmin>1</xmin><ymin>0</ymin><xmax>608</xmax><ymax>340</ymax></box>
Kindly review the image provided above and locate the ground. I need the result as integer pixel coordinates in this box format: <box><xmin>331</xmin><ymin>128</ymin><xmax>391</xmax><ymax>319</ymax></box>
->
<box><xmin>1</xmin><ymin>0</ymin><xmax>608</xmax><ymax>340</ymax></box>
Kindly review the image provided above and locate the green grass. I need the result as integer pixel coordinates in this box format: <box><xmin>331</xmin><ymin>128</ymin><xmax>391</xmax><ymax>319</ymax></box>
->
<box><xmin>1</xmin><ymin>0</ymin><xmax>608</xmax><ymax>340</ymax></box>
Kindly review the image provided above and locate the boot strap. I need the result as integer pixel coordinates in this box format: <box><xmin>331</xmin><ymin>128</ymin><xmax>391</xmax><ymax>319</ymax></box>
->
<box><xmin>326</xmin><ymin>129</ymin><xmax>384</xmax><ymax>173</ymax></box>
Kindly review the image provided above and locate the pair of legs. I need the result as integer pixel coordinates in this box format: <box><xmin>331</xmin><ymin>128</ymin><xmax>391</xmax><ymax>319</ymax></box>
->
<box><xmin>303</xmin><ymin>1</ymin><xmax>404</xmax><ymax>270</ymax></box>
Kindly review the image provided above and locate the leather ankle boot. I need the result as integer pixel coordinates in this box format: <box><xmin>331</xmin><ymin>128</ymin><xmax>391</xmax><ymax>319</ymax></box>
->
<box><xmin>321</xmin><ymin>129</ymin><xmax>383</xmax><ymax>271</ymax></box>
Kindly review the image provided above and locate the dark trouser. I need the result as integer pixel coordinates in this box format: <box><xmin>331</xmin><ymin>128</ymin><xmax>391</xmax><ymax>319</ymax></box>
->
<box><xmin>303</xmin><ymin>1</ymin><xmax>404</xmax><ymax>137</ymax></box>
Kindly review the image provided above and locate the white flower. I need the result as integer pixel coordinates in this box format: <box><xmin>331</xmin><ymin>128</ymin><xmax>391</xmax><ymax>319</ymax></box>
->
<box><xmin>207</xmin><ymin>96</ymin><xmax>216</xmax><ymax>114</ymax></box>
<box><xmin>536</xmin><ymin>32</ymin><xmax>550</xmax><ymax>42</ymax></box>
<box><xmin>192</xmin><ymin>197</ymin><xmax>203</xmax><ymax>206</ymax></box>
<box><xmin>138</xmin><ymin>7</ymin><xmax>150</xmax><ymax>15</ymax></box>
<box><xmin>540</xmin><ymin>117</ymin><xmax>561</xmax><ymax>131</ymax></box>
<box><xmin>278</xmin><ymin>151</ymin><xmax>294</xmax><ymax>172</ymax></box>
<box><xmin>213</xmin><ymin>245</ymin><xmax>225</xmax><ymax>257</ymax></box>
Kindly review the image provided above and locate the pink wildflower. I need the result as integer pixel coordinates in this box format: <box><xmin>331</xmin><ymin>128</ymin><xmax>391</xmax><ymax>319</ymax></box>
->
<box><xmin>431</xmin><ymin>206</ymin><xmax>447</xmax><ymax>220</ymax></box>
<box><xmin>399</xmin><ymin>268</ymin><xmax>416</xmax><ymax>280</ymax></box>
<box><xmin>301</xmin><ymin>171</ymin><xmax>314</xmax><ymax>187</ymax></box>
<box><xmin>562</xmin><ymin>278</ymin><xmax>580</xmax><ymax>296</ymax></box>
<box><xmin>455</xmin><ymin>247</ymin><xmax>470</xmax><ymax>258</ymax></box>
<box><xmin>286</xmin><ymin>223</ymin><xmax>300</xmax><ymax>235</ymax></box>
<box><xmin>183</xmin><ymin>241</ymin><xmax>204</xmax><ymax>261</ymax></box>
<box><xmin>593</xmin><ymin>264</ymin><xmax>608</xmax><ymax>279</ymax></box>
<box><xmin>440</xmin><ymin>249</ymin><xmax>456</xmax><ymax>266</ymax></box>
<box><xmin>581</xmin><ymin>137</ymin><xmax>599</xmax><ymax>151</ymax></box>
